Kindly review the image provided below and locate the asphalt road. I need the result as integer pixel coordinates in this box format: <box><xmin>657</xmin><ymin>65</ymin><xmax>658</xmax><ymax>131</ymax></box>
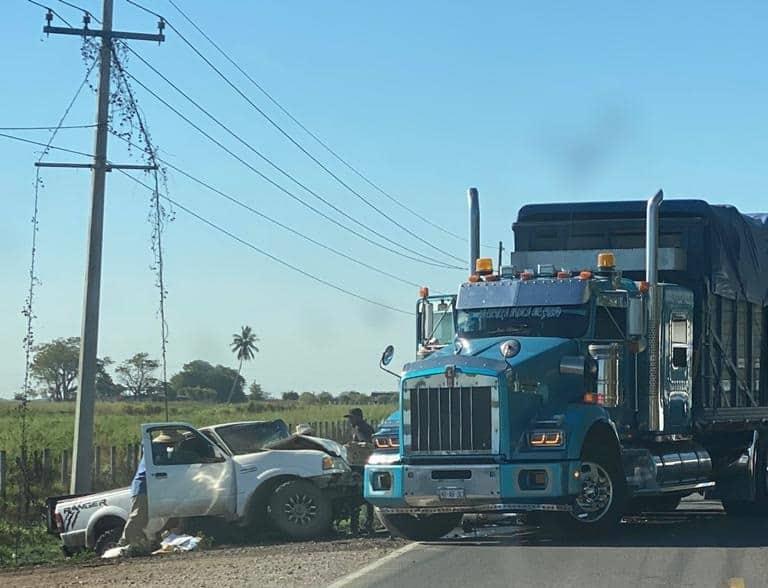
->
<box><xmin>336</xmin><ymin>499</ymin><xmax>768</xmax><ymax>588</ymax></box>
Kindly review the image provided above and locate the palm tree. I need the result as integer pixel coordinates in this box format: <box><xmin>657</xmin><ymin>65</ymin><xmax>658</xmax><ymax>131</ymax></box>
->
<box><xmin>227</xmin><ymin>325</ymin><xmax>260</xmax><ymax>403</ymax></box>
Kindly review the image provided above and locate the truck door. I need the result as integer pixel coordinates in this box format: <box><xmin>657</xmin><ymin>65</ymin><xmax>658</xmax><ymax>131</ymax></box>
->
<box><xmin>663</xmin><ymin>310</ymin><xmax>693</xmax><ymax>431</ymax></box>
<box><xmin>142</xmin><ymin>424</ymin><xmax>236</xmax><ymax>520</ymax></box>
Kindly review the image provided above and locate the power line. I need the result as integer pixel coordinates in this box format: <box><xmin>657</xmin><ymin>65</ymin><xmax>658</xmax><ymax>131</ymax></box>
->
<box><xmin>165</xmin><ymin>0</ymin><xmax>476</xmax><ymax>248</ymax></box>
<box><xmin>0</xmin><ymin>130</ymin><xmax>414</xmax><ymax>315</ymax></box>
<box><xmin>120</xmin><ymin>45</ymin><xmax>462</xmax><ymax>270</ymax></box>
<box><xmin>111</xmin><ymin>130</ymin><xmax>422</xmax><ymax>289</ymax></box>
<box><xmin>125</xmin><ymin>0</ymin><xmax>465</xmax><ymax>265</ymax></box>
<box><xmin>0</xmin><ymin>124</ymin><xmax>96</xmax><ymax>131</ymax></box>
<box><xmin>0</xmin><ymin>132</ymin><xmax>94</xmax><ymax>158</ymax></box>
<box><xmin>56</xmin><ymin>0</ymin><xmax>99</xmax><ymax>22</ymax></box>
<box><xmin>25</xmin><ymin>0</ymin><xmax>74</xmax><ymax>27</ymax></box>
<box><xmin>116</xmin><ymin>169</ymin><xmax>411</xmax><ymax>316</ymax></box>
<box><xmin>116</xmin><ymin>66</ymin><xmax>462</xmax><ymax>270</ymax></box>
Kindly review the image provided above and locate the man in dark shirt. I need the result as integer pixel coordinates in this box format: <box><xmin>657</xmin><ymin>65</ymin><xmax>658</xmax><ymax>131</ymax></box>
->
<box><xmin>345</xmin><ymin>408</ymin><xmax>374</xmax><ymax>443</ymax></box>
<box><xmin>344</xmin><ymin>408</ymin><xmax>375</xmax><ymax>533</ymax></box>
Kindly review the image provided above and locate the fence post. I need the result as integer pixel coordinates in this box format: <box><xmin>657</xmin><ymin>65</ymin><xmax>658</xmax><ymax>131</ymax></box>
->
<box><xmin>42</xmin><ymin>448</ymin><xmax>51</xmax><ymax>487</ymax></box>
<box><xmin>126</xmin><ymin>444</ymin><xmax>133</xmax><ymax>474</ymax></box>
<box><xmin>0</xmin><ymin>450</ymin><xmax>6</xmax><ymax>502</ymax></box>
<box><xmin>94</xmin><ymin>446</ymin><xmax>102</xmax><ymax>485</ymax></box>
<box><xmin>110</xmin><ymin>446</ymin><xmax>117</xmax><ymax>486</ymax></box>
<box><xmin>61</xmin><ymin>450</ymin><xmax>69</xmax><ymax>486</ymax></box>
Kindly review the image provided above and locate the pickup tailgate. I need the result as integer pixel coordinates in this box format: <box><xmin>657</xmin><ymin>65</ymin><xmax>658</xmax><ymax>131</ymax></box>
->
<box><xmin>46</xmin><ymin>494</ymin><xmax>87</xmax><ymax>534</ymax></box>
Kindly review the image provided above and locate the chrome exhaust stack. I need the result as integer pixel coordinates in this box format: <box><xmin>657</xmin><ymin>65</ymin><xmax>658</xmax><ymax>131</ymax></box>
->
<box><xmin>468</xmin><ymin>187</ymin><xmax>480</xmax><ymax>275</ymax></box>
<box><xmin>646</xmin><ymin>189</ymin><xmax>664</xmax><ymax>432</ymax></box>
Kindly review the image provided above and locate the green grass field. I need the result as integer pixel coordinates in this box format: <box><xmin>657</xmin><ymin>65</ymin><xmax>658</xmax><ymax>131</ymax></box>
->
<box><xmin>0</xmin><ymin>400</ymin><xmax>396</xmax><ymax>453</ymax></box>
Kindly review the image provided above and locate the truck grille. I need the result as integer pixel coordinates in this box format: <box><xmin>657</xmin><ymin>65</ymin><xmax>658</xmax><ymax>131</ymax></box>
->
<box><xmin>405</xmin><ymin>378</ymin><xmax>498</xmax><ymax>454</ymax></box>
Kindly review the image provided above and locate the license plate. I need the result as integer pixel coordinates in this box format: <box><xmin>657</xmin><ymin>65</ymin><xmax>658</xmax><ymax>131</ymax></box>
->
<box><xmin>438</xmin><ymin>487</ymin><xmax>465</xmax><ymax>500</ymax></box>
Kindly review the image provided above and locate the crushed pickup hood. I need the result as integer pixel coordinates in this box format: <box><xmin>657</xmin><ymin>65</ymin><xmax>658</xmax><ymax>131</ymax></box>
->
<box><xmin>266</xmin><ymin>434</ymin><xmax>345</xmax><ymax>458</ymax></box>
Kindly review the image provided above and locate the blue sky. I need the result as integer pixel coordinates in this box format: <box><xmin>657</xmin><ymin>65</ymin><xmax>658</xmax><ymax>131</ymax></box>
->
<box><xmin>1</xmin><ymin>1</ymin><xmax>767</xmax><ymax>398</ymax></box>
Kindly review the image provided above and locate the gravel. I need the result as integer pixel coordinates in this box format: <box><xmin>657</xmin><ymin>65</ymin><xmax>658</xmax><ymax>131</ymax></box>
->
<box><xmin>1</xmin><ymin>535</ymin><xmax>409</xmax><ymax>588</ymax></box>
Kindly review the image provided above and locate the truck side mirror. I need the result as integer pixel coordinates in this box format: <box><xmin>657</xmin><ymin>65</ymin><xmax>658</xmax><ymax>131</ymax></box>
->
<box><xmin>418</xmin><ymin>299</ymin><xmax>434</xmax><ymax>345</ymax></box>
<box><xmin>381</xmin><ymin>345</ymin><xmax>395</xmax><ymax>367</ymax></box>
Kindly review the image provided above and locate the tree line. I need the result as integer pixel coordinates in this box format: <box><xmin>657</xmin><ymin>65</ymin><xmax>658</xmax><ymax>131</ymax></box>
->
<box><xmin>22</xmin><ymin>332</ymin><xmax>395</xmax><ymax>405</ymax></box>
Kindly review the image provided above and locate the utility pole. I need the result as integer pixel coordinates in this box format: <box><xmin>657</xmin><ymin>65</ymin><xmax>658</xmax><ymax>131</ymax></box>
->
<box><xmin>38</xmin><ymin>0</ymin><xmax>165</xmax><ymax>494</ymax></box>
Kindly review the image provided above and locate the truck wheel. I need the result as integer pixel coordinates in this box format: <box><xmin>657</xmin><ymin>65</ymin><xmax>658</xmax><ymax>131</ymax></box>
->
<box><xmin>94</xmin><ymin>527</ymin><xmax>123</xmax><ymax>556</ymax></box>
<box><xmin>554</xmin><ymin>446</ymin><xmax>625</xmax><ymax>536</ymax></box>
<box><xmin>268</xmin><ymin>479</ymin><xmax>333</xmax><ymax>540</ymax></box>
<box><xmin>376</xmin><ymin>509</ymin><xmax>462</xmax><ymax>541</ymax></box>
<box><xmin>723</xmin><ymin>441</ymin><xmax>768</xmax><ymax>517</ymax></box>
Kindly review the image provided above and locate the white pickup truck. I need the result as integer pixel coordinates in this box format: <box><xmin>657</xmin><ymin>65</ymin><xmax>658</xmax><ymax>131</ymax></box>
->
<box><xmin>47</xmin><ymin>420</ymin><xmax>361</xmax><ymax>555</ymax></box>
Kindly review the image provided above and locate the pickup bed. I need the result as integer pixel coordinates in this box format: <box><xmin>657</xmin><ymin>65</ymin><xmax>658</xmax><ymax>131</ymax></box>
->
<box><xmin>48</xmin><ymin>420</ymin><xmax>362</xmax><ymax>555</ymax></box>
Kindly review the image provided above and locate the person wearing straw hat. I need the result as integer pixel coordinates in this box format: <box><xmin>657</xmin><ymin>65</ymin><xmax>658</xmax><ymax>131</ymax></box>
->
<box><xmin>119</xmin><ymin>431</ymin><xmax>176</xmax><ymax>550</ymax></box>
<box><xmin>295</xmin><ymin>423</ymin><xmax>314</xmax><ymax>436</ymax></box>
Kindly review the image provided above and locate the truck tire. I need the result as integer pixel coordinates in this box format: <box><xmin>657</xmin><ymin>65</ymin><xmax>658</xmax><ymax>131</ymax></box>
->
<box><xmin>552</xmin><ymin>444</ymin><xmax>626</xmax><ymax>536</ymax></box>
<box><xmin>94</xmin><ymin>527</ymin><xmax>122</xmax><ymax>556</ymax></box>
<box><xmin>268</xmin><ymin>479</ymin><xmax>333</xmax><ymax>540</ymax></box>
<box><xmin>376</xmin><ymin>509</ymin><xmax>462</xmax><ymax>541</ymax></box>
<box><xmin>722</xmin><ymin>441</ymin><xmax>768</xmax><ymax>517</ymax></box>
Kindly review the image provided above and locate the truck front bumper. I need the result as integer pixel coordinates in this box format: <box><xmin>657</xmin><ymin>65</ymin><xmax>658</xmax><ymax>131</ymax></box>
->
<box><xmin>364</xmin><ymin>461</ymin><xmax>582</xmax><ymax>514</ymax></box>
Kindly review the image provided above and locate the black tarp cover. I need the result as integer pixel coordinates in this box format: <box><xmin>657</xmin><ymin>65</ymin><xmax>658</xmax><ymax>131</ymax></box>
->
<box><xmin>514</xmin><ymin>199</ymin><xmax>768</xmax><ymax>306</ymax></box>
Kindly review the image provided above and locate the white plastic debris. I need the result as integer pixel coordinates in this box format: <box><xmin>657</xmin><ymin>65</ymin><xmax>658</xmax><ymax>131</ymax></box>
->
<box><xmin>151</xmin><ymin>533</ymin><xmax>202</xmax><ymax>555</ymax></box>
<box><xmin>102</xmin><ymin>545</ymin><xmax>131</xmax><ymax>559</ymax></box>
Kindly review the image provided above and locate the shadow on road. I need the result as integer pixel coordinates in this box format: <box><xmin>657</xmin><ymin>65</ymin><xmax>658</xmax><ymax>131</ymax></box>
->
<box><xmin>429</xmin><ymin>507</ymin><xmax>768</xmax><ymax>549</ymax></box>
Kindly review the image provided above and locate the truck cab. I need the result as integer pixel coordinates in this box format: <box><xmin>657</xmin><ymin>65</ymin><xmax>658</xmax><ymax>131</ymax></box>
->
<box><xmin>365</xmin><ymin>190</ymin><xmax>768</xmax><ymax>540</ymax></box>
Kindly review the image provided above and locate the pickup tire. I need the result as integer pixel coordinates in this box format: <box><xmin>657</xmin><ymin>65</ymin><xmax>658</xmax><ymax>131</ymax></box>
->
<box><xmin>94</xmin><ymin>527</ymin><xmax>123</xmax><ymax>556</ymax></box>
<box><xmin>376</xmin><ymin>510</ymin><xmax>462</xmax><ymax>541</ymax></box>
<box><xmin>268</xmin><ymin>479</ymin><xmax>333</xmax><ymax>540</ymax></box>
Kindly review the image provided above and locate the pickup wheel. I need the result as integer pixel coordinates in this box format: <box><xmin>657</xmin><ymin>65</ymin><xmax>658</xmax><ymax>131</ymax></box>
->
<box><xmin>376</xmin><ymin>509</ymin><xmax>462</xmax><ymax>541</ymax></box>
<box><xmin>268</xmin><ymin>479</ymin><xmax>333</xmax><ymax>540</ymax></box>
<box><xmin>94</xmin><ymin>527</ymin><xmax>123</xmax><ymax>556</ymax></box>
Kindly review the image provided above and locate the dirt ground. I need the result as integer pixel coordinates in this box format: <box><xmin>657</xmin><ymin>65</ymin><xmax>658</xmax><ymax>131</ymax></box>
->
<box><xmin>0</xmin><ymin>535</ymin><xmax>408</xmax><ymax>588</ymax></box>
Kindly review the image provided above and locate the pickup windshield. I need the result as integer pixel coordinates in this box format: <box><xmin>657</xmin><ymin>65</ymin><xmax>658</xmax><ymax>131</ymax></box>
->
<box><xmin>214</xmin><ymin>420</ymin><xmax>290</xmax><ymax>455</ymax></box>
<box><xmin>456</xmin><ymin>304</ymin><xmax>590</xmax><ymax>339</ymax></box>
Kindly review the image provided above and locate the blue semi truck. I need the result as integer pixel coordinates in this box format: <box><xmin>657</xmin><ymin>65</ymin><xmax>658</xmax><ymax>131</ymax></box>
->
<box><xmin>365</xmin><ymin>189</ymin><xmax>768</xmax><ymax>539</ymax></box>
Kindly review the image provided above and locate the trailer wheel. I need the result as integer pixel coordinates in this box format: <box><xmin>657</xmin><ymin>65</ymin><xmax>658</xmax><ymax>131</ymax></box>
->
<box><xmin>376</xmin><ymin>509</ymin><xmax>462</xmax><ymax>541</ymax></box>
<box><xmin>268</xmin><ymin>479</ymin><xmax>333</xmax><ymax>540</ymax></box>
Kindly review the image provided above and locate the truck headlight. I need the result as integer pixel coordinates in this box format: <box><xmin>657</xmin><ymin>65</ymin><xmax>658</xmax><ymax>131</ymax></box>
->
<box><xmin>529</xmin><ymin>430</ymin><xmax>565</xmax><ymax>447</ymax></box>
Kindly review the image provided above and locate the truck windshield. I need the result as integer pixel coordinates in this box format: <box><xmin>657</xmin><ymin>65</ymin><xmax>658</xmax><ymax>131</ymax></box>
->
<box><xmin>456</xmin><ymin>304</ymin><xmax>590</xmax><ymax>339</ymax></box>
<box><xmin>214</xmin><ymin>420</ymin><xmax>290</xmax><ymax>455</ymax></box>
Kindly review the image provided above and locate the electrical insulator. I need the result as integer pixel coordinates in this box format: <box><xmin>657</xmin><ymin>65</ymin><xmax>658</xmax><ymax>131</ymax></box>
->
<box><xmin>45</xmin><ymin>9</ymin><xmax>53</xmax><ymax>26</ymax></box>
